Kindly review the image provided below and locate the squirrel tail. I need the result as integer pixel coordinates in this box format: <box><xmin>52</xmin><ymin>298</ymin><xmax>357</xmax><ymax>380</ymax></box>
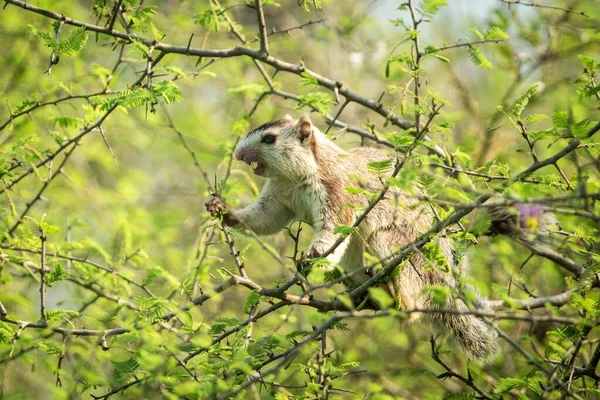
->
<box><xmin>432</xmin><ymin>299</ymin><xmax>499</xmax><ymax>363</ymax></box>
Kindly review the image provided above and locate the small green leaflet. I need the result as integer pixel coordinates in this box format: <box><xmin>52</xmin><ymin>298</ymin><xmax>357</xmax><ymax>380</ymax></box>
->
<box><xmin>367</xmin><ymin>159</ymin><xmax>393</xmax><ymax>176</ymax></box>
<box><xmin>468</xmin><ymin>46</ymin><xmax>492</xmax><ymax>69</ymax></box>
<box><xmin>368</xmin><ymin>287</ymin><xmax>394</xmax><ymax>309</ymax></box>
<box><xmin>244</xmin><ymin>291</ymin><xmax>261</xmax><ymax>314</ymax></box>
<box><xmin>295</xmin><ymin>92</ymin><xmax>334</xmax><ymax>114</ymax></box>
<box><xmin>510</xmin><ymin>84</ymin><xmax>538</xmax><ymax>117</ymax></box>
<box><xmin>111</xmin><ymin>357</ymin><xmax>140</xmax><ymax>381</ymax></box>
<box><xmin>29</xmin><ymin>25</ymin><xmax>88</xmax><ymax>57</ymax></box>
<box><xmin>300</xmin><ymin>71</ymin><xmax>319</xmax><ymax>87</ymax></box>
<box><xmin>485</xmin><ymin>26</ymin><xmax>509</xmax><ymax>40</ymax></box>
<box><xmin>420</xmin><ymin>0</ymin><xmax>448</xmax><ymax>17</ymax></box>
<box><xmin>333</xmin><ymin>225</ymin><xmax>356</xmax><ymax>238</ymax></box>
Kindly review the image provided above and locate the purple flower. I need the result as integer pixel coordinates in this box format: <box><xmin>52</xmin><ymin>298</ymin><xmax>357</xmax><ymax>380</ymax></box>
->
<box><xmin>514</xmin><ymin>204</ymin><xmax>554</xmax><ymax>232</ymax></box>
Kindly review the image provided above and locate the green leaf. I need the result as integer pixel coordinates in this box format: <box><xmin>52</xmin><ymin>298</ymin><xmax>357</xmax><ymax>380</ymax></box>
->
<box><xmin>12</xmin><ymin>135</ymin><xmax>40</xmax><ymax>152</ymax></box>
<box><xmin>228</xmin><ymin>84</ymin><xmax>267</xmax><ymax>95</ymax></box>
<box><xmin>152</xmin><ymin>81</ymin><xmax>183</xmax><ymax>104</ymax></box>
<box><xmin>91</xmin><ymin>63</ymin><xmax>112</xmax><ymax>85</ymax></box>
<box><xmin>130</xmin><ymin>38</ymin><xmax>152</xmax><ymax>57</ymax></box>
<box><xmin>135</xmin><ymin>297</ymin><xmax>170</xmax><ymax>323</ymax></box>
<box><xmin>387</xmin><ymin>132</ymin><xmax>416</xmax><ymax>148</ymax></box>
<box><xmin>424</xmin><ymin>45</ymin><xmax>439</xmax><ymax>54</ymax></box>
<box><xmin>14</xmin><ymin>98</ymin><xmax>38</xmax><ymax>114</ymax></box>
<box><xmin>159</xmin><ymin>65</ymin><xmax>188</xmax><ymax>79</ymax></box>
<box><xmin>444</xmin><ymin>186</ymin><xmax>472</xmax><ymax>203</ymax></box>
<box><xmin>467</xmin><ymin>46</ymin><xmax>492</xmax><ymax>68</ymax></box>
<box><xmin>424</xmin><ymin>45</ymin><xmax>450</xmax><ymax>63</ymax></box>
<box><xmin>99</xmin><ymin>304</ymin><xmax>125</xmax><ymax>324</ymax></box>
<box><xmin>111</xmin><ymin>222</ymin><xmax>132</xmax><ymax>262</ymax></box>
<box><xmin>82</xmin><ymin>237</ymin><xmax>113</xmax><ymax>264</ymax></box>
<box><xmin>421</xmin><ymin>0</ymin><xmax>448</xmax><ymax>16</ymax></box>
<box><xmin>36</xmin><ymin>341</ymin><xmax>64</xmax><ymax>356</ymax></box>
<box><xmin>0</xmin><ymin>324</ymin><xmax>14</xmax><ymax>344</ymax></box>
<box><xmin>400</xmin><ymin>103</ymin><xmax>427</xmax><ymax>115</ymax></box>
<box><xmin>367</xmin><ymin>159</ymin><xmax>393</xmax><ymax>176</ymax></box>
<box><xmin>207</xmin><ymin>317</ymin><xmax>240</xmax><ymax>337</ymax></box>
<box><xmin>262</xmin><ymin>0</ymin><xmax>282</xmax><ymax>6</ymax></box>
<box><xmin>510</xmin><ymin>84</ymin><xmax>538</xmax><ymax>117</ymax></box>
<box><xmin>45</xmin><ymin>309</ymin><xmax>80</xmax><ymax>322</ymax></box>
<box><xmin>485</xmin><ymin>26</ymin><xmax>509</xmax><ymax>40</ymax></box>
<box><xmin>57</xmin><ymin>26</ymin><xmax>88</xmax><ymax>56</ymax></box>
<box><xmin>299</xmin><ymin>0</ymin><xmax>322</xmax><ymax>12</ymax></box>
<box><xmin>132</xmin><ymin>5</ymin><xmax>157</xmax><ymax>26</ymax></box>
<box><xmin>331</xmin><ymin>321</ymin><xmax>349</xmax><ymax>331</ymax></box>
<box><xmin>46</xmin><ymin>263</ymin><xmax>69</xmax><ymax>287</ymax></box>
<box><xmin>30</xmin><ymin>25</ymin><xmax>88</xmax><ymax>57</ymax></box>
<box><xmin>337</xmin><ymin>361</ymin><xmax>360</xmax><ymax>370</ymax></box>
<box><xmin>39</xmin><ymin>220</ymin><xmax>60</xmax><ymax>234</ymax></box>
<box><xmin>345</xmin><ymin>186</ymin><xmax>373</xmax><ymax>197</ymax></box>
<box><xmin>143</xmin><ymin>265</ymin><xmax>163</xmax><ymax>286</ymax></box>
<box><xmin>300</xmin><ymin>71</ymin><xmax>319</xmax><ymax>87</ymax></box>
<box><xmin>431</xmin><ymin>53</ymin><xmax>450</xmax><ymax>63</ymax></box>
<box><xmin>51</xmin><ymin>116</ymin><xmax>84</xmax><ymax>129</ymax></box>
<box><xmin>578</xmin><ymin>55</ymin><xmax>597</xmax><ymax>72</ymax></box>
<box><xmin>98</xmin><ymin>88</ymin><xmax>155</xmax><ymax>111</ymax></box>
<box><xmin>421</xmin><ymin>285</ymin><xmax>451</xmax><ymax>305</ymax></box>
<box><xmin>577</xmin><ymin>388</ymin><xmax>600</xmax><ymax>395</ymax></box>
<box><xmin>244</xmin><ymin>291</ymin><xmax>261</xmax><ymax>314</ymax></box>
<box><xmin>585</xmin><ymin>85</ymin><xmax>600</xmax><ymax>97</ymax></box>
<box><xmin>494</xmin><ymin>377</ymin><xmax>543</xmax><ymax>395</ymax></box>
<box><xmin>443</xmin><ymin>393</ymin><xmax>476</xmax><ymax>400</ymax></box>
<box><xmin>552</xmin><ymin>110</ymin><xmax>569</xmax><ymax>129</ymax></box>
<box><xmin>294</xmin><ymin>92</ymin><xmax>334</xmax><ymax>115</ymax></box>
<box><xmin>470</xmin><ymin>27</ymin><xmax>484</xmax><ymax>40</ymax></box>
<box><xmin>333</xmin><ymin>225</ymin><xmax>356</xmax><ymax>238</ymax></box>
<box><xmin>368</xmin><ymin>287</ymin><xmax>394</xmax><ymax>309</ymax></box>
<box><xmin>29</xmin><ymin>24</ymin><xmax>57</xmax><ymax>50</ymax></box>
<box><xmin>194</xmin><ymin>4</ymin><xmax>223</xmax><ymax>31</ymax></box>
<box><xmin>111</xmin><ymin>357</ymin><xmax>140</xmax><ymax>381</ymax></box>
<box><xmin>468</xmin><ymin>210</ymin><xmax>492</xmax><ymax>236</ymax></box>
<box><xmin>149</xmin><ymin>22</ymin><xmax>163</xmax><ymax>41</ymax></box>
<box><xmin>523</xmin><ymin>113</ymin><xmax>549</xmax><ymax>124</ymax></box>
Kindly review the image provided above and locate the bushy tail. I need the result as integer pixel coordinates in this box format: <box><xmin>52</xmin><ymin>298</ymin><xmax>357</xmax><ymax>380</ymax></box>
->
<box><xmin>434</xmin><ymin>300</ymin><xmax>499</xmax><ymax>363</ymax></box>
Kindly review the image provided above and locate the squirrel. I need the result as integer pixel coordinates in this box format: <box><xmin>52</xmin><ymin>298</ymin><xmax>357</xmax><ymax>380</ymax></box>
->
<box><xmin>205</xmin><ymin>114</ymin><xmax>498</xmax><ymax>362</ymax></box>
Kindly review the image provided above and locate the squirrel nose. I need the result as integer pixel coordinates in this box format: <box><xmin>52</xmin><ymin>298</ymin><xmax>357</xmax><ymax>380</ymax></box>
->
<box><xmin>235</xmin><ymin>148</ymin><xmax>258</xmax><ymax>163</ymax></box>
<box><xmin>234</xmin><ymin>149</ymin><xmax>244</xmax><ymax>162</ymax></box>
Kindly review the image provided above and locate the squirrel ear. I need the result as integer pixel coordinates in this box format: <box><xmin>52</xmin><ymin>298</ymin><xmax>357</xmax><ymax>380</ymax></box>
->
<box><xmin>282</xmin><ymin>113</ymin><xmax>293</xmax><ymax>120</ymax></box>
<box><xmin>296</xmin><ymin>116</ymin><xmax>313</xmax><ymax>142</ymax></box>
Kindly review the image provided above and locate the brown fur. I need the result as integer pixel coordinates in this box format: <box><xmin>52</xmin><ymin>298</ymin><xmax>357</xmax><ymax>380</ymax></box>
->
<box><xmin>208</xmin><ymin>116</ymin><xmax>499</xmax><ymax>362</ymax></box>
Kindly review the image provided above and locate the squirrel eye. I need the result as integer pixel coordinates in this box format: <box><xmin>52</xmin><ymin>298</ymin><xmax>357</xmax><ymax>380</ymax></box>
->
<box><xmin>261</xmin><ymin>134</ymin><xmax>276</xmax><ymax>144</ymax></box>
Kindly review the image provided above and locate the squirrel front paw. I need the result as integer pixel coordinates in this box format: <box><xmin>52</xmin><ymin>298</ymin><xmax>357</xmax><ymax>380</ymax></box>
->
<box><xmin>306</xmin><ymin>245</ymin><xmax>323</xmax><ymax>259</ymax></box>
<box><xmin>205</xmin><ymin>193</ymin><xmax>240</xmax><ymax>226</ymax></box>
<box><xmin>305</xmin><ymin>240</ymin><xmax>338</xmax><ymax>271</ymax></box>
<box><xmin>205</xmin><ymin>192</ymin><xmax>229</xmax><ymax>217</ymax></box>
<box><xmin>297</xmin><ymin>246</ymin><xmax>323</xmax><ymax>273</ymax></box>
<box><xmin>296</xmin><ymin>250</ymin><xmax>311</xmax><ymax>273</ymax></box>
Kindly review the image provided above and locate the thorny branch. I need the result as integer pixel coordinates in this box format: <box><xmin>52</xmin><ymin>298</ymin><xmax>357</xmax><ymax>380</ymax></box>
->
<box><xmin>498</xmin><ymin>0</ymin><xmax>589</xmax><ymax>17</ymax></box>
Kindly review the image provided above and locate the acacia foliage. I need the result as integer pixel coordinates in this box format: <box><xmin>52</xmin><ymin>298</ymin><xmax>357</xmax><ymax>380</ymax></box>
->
<box><xmin>0</xmin><ymin>0</ymin><xmax>599</xmax><ymax>399</ymax></box>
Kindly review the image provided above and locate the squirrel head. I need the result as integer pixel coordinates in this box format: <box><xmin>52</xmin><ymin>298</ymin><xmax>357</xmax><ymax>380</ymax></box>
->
<box><xmin>234</xmin><ymin>115</ymin><xmax>320</xmax><ymax>179</ymax></box>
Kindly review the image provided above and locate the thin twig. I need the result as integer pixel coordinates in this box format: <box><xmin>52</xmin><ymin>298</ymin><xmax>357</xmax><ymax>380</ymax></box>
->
<box><xmin>38</xmin><ymin>227</ymin><xmax>47</xmax><ymax>324</ymax></box>
<box><xmin>498</xmin><ymin>0</ymin><xmax>588</xmax><ymax>17</ymax></box>
<box><xmin>255</xmin><ymin>0</ymin><xmax>269</xmax><ymax>55</ymax></box>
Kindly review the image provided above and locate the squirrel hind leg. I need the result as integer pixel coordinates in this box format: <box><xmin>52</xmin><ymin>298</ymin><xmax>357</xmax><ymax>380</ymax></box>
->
<box><xmin>366</xmin><ymin>228</ymin><xmax>428</xmax><ymax>316</ymax></box>
<box><xmin>338</xmin><ymin>234</ymin><xmax>367</xmax><ymax>287</ymax></box>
